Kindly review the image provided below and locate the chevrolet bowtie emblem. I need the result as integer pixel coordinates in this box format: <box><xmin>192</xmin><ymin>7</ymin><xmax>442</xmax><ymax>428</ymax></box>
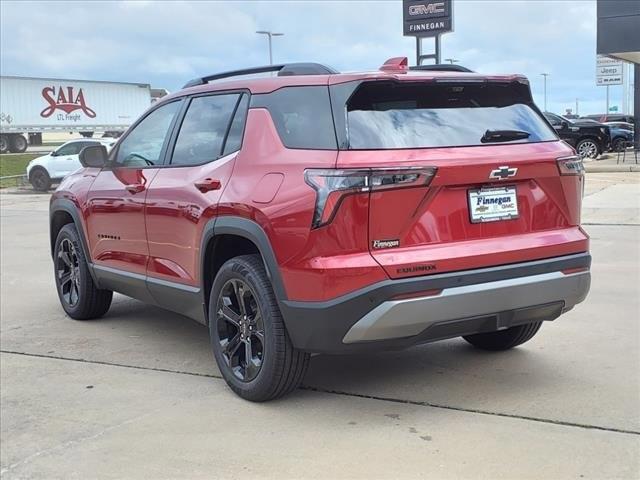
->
<box><xmin>489</xmin><ymin>166</ymin><xmax>518</xmax><ymax>180</ymax></box>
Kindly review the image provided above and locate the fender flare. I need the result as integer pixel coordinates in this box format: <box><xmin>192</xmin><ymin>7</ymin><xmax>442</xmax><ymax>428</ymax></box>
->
<box><xmin>201</xmin><ymin>216</ymin><xmax>288</xmax><ymax>304</ymax></box>
<box><xmin>50</xmin><ymin>198</ymin><xmax>98</xmax><ymax>284</ymax></box>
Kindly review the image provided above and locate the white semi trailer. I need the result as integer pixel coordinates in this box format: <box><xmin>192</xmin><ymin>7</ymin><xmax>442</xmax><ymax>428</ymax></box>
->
<box><xmin>0</xmin><ymin>76</ymin><xmax>151</xmax><ymax>153</ymax></box>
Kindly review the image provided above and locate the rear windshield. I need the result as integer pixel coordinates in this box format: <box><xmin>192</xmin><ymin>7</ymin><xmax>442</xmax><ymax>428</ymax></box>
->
<box><xmin>346</xmin><ymin>81</ymin><xmax>556</xmax><ymax>149</ymax></box>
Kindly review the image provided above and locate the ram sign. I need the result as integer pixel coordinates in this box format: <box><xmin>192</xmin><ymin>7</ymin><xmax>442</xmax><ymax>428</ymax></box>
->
<box><xmin>403</xmin><ymin>0</ymin><xmax>453</xmax><ymax>37</ymax></box>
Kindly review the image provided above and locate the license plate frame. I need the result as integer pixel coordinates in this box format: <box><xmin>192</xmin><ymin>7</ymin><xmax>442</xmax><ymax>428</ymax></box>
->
<box><xmin>468</xmin><ymin>185</ymin><xmax>519</xmax><ymax>224</ymax></box>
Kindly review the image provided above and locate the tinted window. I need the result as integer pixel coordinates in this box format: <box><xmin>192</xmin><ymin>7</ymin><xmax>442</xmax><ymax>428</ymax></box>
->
<box><xmin>56</xmin><ymin>142</ymin><xmax>84</xmax><ymax>156</ymax></box>
<box><xmin>115</xmin><ymin>101</ymin><xmax>180</xmax><ymax>167</ymax></box>
<box><xmin>251</xmin><ymin>86</ymin><xmax>336</xmax><ymax>149</ymax></box>
<box><xmin>346</xmin><ymin>82</ymin><xmax>557</xmax><ymax>149</ymax></box>
<box><xmin>223</xmin><ymin>94</ymin><xmax>249</xmax><ymax>156</ymax></box>
<box><xmin>171</xmin><ymin>94</ymin><xmax>239</xmax><ymax>166</ymax></box>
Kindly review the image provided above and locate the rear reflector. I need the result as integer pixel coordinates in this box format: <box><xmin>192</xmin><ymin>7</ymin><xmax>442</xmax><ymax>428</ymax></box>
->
<box><xmin>304</xmin><ymin>167</ymin><xmax>437</xmax><ymax>228</ymax></box>
<box><xmin>391</xmin><ymin>289</ymin><xmax>442</xmax><ymax>301</ymax></box>
<box><xmin>561</xmin><ymin>266</ymin><xmax>589</xmax><ymax>275</ymax></box>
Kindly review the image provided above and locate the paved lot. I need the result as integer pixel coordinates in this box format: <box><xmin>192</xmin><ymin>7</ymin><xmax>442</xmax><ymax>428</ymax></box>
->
<box><xmin>1</xmin><ymin>173</ymin><xmax>639</xmax><ymax>479</ymax></box>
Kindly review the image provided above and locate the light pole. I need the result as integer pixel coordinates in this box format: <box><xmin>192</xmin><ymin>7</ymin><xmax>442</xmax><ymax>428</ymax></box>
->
<box><xmin>256</xmin><ymin>30</ymin><xmax>284</xmax><ymax>65</ymax></box>
<box><xmin>444</xmin><ymin>58</ymin><xmax>459</xmax><ymax>64</ymax></box>
<box><xmin>540</xmin><ymin>73</ymin><xmax>550</xmax><ymax>112</ymax></box>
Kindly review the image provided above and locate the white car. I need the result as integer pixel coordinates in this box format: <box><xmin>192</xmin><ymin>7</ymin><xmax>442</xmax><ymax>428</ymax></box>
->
<box><xmin>26</xmin><ymin>138</ymin><xmax>116</xmax><ymax>191</ymax></box>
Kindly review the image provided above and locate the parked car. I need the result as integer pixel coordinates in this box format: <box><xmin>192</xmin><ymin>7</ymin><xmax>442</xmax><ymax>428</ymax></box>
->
<box><xmin>604</xmin><ymin>121</ymin><xmax>634</xmax><ymax>131</ymax></box>
<box><xmin>582</xmin><ymin>114</ymin><xmax>635</xmax><ymax>124</ymax></box>
<box><xmin>49</xmin><ymin>58</ymin><xmax>591</xmax><ymax>401</ymax></box>
<box><xmin>543</xmin><ymin>112</ymin><xmax>611</xmax><ymax>159</ymax></box>
<box><xmin>26</xmin><ymin>138</ymin><xmax>115</xmax><ymax>191</ymax></box>
<box><xmin>606</xmin><ymin>124</ymin><xmax>635</xmax><ymax>151</ymax></box>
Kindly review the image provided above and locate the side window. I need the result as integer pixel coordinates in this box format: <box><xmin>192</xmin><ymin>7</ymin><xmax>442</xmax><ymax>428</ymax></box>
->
<box><xmin>545</xmin><ymin>114</ymin><xmax>561</xmax><ymax>126</ymax></box>
<box><xmin>170</xmin><ymin>94</ymin><xmax>239</xmax><ymax>166</ymax></box>
<box><xmin>251</xmin><ymin>86</ymin><xmax>337</xmax><ymax>149</ymax></box>
<box><xmin>55</xmin><ymin>142</ymin><xmax>83</xmax><ymax>156</ymax></box>
<box><xmin>222</xmin><ymin>94</ymin><xmax>249</xmax><ymax>156</ymax></box>
<box><xmin>115</xmin><ymin>101</ymin><xmax>180</xmax><ymax>167</ymax></box>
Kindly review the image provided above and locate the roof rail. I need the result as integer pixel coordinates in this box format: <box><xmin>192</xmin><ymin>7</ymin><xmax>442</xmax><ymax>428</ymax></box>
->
<box><xmin>183</xmin><ymin>63</ymin><xmax>339</xmax><ymax>88</ymax></box>
<box><xmin>410</xmin><ymin>64</ymin><xmax>474</xmax><ymax>73</ymax></box>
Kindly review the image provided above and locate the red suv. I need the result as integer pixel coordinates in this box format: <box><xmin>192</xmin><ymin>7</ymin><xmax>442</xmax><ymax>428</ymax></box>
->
<box><xmin>50</xmin><ymin>57</ymin><xmax>591</xmax><ymax>401</ymax></box>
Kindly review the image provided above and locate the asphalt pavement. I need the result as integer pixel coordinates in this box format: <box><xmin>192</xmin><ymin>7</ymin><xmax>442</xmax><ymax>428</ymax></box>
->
<box><xmin>1</xmin><ymin>173</ymin><xmax>639</xmax><ymax>479</ymax></box>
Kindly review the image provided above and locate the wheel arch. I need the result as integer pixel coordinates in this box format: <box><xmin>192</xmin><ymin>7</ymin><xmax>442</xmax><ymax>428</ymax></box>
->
<box><xmin>201</xmin><ymin>217</ymin><xmax>288</xmax><ymax>322</ymax></box>
<box><xmin>50</xmin><ymin>198</ymin><xmax>98</xmax><ymax>283</ymax></box>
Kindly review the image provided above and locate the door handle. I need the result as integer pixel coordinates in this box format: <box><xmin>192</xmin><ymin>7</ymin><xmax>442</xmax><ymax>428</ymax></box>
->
<box><xmin>194</xmin><ymin>178</ymin><xmax>222</xmax><ymax>193</ymax></box>
<box><xmin>125</xmin><ymin>184</ymin><xmax>145</xmax><ymax>194</ymax></box>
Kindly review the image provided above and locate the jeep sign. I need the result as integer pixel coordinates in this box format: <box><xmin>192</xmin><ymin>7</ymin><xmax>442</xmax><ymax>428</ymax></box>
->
<box><xmin>403</xmin><ymin>0</ymin><xmax>453</xmax><ymax>37</ymax></box>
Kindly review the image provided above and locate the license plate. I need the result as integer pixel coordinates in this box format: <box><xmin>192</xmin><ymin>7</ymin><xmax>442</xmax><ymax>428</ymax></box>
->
<box><xmin>468</xmin><ymin>186</ymin><xmax>519</xmax><ymax>223</ymax></box>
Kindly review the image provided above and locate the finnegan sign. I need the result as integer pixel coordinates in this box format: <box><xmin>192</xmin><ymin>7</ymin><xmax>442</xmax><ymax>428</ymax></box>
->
<box><xmin>403</xmin><ymin>0</ymin><xmax>453</xmax><ymax>37</ymax></box>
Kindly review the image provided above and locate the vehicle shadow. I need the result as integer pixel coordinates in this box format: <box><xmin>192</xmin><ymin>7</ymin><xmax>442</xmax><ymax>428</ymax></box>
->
<box><xmin>97</xmin><ymin>298</ymin><xmax>556</xmax><ymax>408</ymax></box>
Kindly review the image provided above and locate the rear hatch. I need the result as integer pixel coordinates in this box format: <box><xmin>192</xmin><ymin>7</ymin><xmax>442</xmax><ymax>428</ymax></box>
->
<box><xmin>332</xmin><ymin>78</ymin><xmax>587</xmax><ymax>279</ymax></box>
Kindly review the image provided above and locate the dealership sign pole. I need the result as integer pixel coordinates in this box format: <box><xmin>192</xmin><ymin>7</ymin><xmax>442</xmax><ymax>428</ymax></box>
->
<box><xmin>403</xmin><ymin>0</ymin><xmax>453</xmax><ymax>65</ymax></box>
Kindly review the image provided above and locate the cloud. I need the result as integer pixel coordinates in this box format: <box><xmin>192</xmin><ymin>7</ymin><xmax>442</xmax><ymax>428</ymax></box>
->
<box><xmin>0</xmin><ymin>0</ymin><xmax>627</xmax><ymax>115</ymax></box>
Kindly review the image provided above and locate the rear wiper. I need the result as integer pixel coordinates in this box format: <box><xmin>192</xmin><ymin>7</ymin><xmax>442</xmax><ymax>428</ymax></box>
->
<box><xmin>481</xmin><ymin>129</ymin><xmax>530</xmax><ymax>143</ymax></box>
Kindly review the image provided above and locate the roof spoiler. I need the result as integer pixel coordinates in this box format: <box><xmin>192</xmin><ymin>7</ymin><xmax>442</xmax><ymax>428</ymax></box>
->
<box><xmin>183</xmin><ymin>63</ymin><xmax>339</xmax><ymax>88</ymax></box>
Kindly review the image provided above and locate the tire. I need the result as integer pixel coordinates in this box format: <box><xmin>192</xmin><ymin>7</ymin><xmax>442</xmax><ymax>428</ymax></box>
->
<box><xmin>8</xmin><ymin>134</ymin><xmax>28</xmax><ymax>153</ymax></box>
<box><xmin>576</xmin><ymin>138</ymin><xmax>600</xmax><ymax>159</ymax></box>
<box><xmin>463</xmin><ymin>322</ymin><xmax>543</xmax><ymax>351</ymax></box>
<box><xmin>0</xmin><ymin>135</ymin><xmax>8</xmax><ymax>154</ymax></box>
<box><xmin>54</xmin><ymin>223</ymin><xmax>112</xmax><ymax>320</ymax></box>
<box><xmin>209</xmin><ymin>254</ymin><xmax>310</xmax><ymax>401</ymax></box>
<box><xmin>80</xmin><ymin>131</ymin><xmax>94</xmax><ymax>138</ymax></box>
<box><xmin>29</xmin><ymin>167</ymin><xmax>51</xmax><ymax>191</ymax></box>
<box><xmin>612</xmin><ymin>137</ymin><xmax>626</xmax><ymax>152</ymax></box>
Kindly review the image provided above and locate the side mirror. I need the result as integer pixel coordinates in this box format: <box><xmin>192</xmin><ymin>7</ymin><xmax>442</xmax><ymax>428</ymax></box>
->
<box><xmin>79</xmin><ymin>145</ymin><xmax>108</xmax><ymax>168</ymax></box>
<box><xmin>50</xmin><ymin>150</ymin><xmax>58</xmax><ymax>157</ymax></box>
<box><xmin>560</xmin><ymin>121</ymin><xmax>569</xmax><ymax>129</ymax></box>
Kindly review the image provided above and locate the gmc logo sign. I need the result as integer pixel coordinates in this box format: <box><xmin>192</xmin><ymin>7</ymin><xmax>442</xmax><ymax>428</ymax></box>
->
<box><xmin>408</xmin><ymin>2</ymin><xmax>445</xmax><ymax>16</ymax></box>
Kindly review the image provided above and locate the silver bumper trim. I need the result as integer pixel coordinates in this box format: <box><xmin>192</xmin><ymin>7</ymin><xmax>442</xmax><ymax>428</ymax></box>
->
<box><xmin>342</xmin><ymin>271</ymin><xmax>590</xmax><ymax>343</ymax></box>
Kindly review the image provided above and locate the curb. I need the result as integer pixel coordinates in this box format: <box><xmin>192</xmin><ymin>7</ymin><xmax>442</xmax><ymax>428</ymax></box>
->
<box><xmin>585</xmin><ymin>164</ymin><xmax>640</xmax><ymax>173</ymax></box>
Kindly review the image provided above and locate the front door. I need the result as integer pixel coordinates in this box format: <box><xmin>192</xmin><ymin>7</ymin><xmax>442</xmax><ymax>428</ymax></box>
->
<box><xmin>85</xmin><ymin>100</ymin><xmax>182</xmax><ymax>276</ymax></box>
<box><xmin>144</xmin><ymin>93</ymin><xmax>249</xmax><ymax>292</ymax></box>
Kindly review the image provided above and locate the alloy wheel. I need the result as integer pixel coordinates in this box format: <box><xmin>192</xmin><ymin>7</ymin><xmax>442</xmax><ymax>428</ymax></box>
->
<box><xmin>578</xmin><ymin>140</ymin><xmax>598</xmax><ymax>159</ymax></box>
<box><xmin>216</xmin><ymin>279</ymin><xmax>265</xmax><ymax>382</ymax></box>
<box><xmin>57</xmin><ymin>238</ymin><xmax>81</xmax><ymax>306</ymax></box>
<box><xmin>32</xmin><ymin>171</ymin><xmax>47</xmax><ymax>190</ymax></box>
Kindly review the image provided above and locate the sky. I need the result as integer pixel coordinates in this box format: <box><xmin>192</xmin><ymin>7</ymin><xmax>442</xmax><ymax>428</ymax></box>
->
<box><xmin>0</xmin><ymin>0</ymin><xmax>634</xmax><ymax>116</ymax></box>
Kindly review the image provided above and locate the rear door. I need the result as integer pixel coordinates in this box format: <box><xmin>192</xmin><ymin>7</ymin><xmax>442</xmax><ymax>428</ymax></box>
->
<box><xmin>144</xmin><ymin>92</ymin><xmax>249</xmax><ymax>292</ymax></box>
<box><xmin>334</xmin><ymin>79</ymin><xmax>587</xmax><ymax>279</ymax></box>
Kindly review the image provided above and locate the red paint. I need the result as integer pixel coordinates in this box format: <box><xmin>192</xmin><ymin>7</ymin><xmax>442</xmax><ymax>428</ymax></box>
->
<box><xmin>51</xmin><ymin>66</ymin><xmax>589</xmax><ymax>305</ymax></box>
<box><xmin>40</xmin><ymin>85</ymin><xmax>96</xmax><ymax>118</ymax></box>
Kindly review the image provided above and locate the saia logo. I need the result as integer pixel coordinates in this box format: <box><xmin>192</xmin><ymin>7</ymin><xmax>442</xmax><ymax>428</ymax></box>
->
<box><xmin>40</xmin><ymin>86</ymin><xmax>96</xmax><ymax>118</ymax></box>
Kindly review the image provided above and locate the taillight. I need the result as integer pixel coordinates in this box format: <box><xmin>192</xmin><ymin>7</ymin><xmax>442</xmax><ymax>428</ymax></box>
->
<box><xmin>557</xmin><ymin>156</ymin><xmax>584</xmax><ymax>176</ymax></box>
<box><xmin>304</xmin><ymin>167</ymin><xmax>437</xmax><ymax>228</ymax></box>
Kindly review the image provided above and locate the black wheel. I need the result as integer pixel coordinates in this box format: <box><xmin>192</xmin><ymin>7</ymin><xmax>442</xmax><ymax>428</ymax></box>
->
<box><xmin>9</xmin><ymin>134</ymin><xmax>28</xmax><ymax>153</ymax></box>
<box><xmin>576</xmin><ymin>138</ymin><xmax>599</xmax><ymax>159</ymax></box>
<box><xmin>54</xmin><ymin>224</ymin><xmax>112</xmax><ymax>320</ymax></box>
<box><xmin>463</xmin><ymin>322</ymin><xmax>543</xmax><ymax>351</ymax></box>
<box><xmin>80</xmin><ymin>131</ymin><xmax>94</xmax><ymax>138</ymax></box>
<box><xmin>30</xmin><ymin>168</ymin><xmax>51</xmax><ymax>191</ymax></box>
<box><xmin>209</xmin><ymin>254</ymin><xmax>310</xmax><ymax>401</ymax></box>
<box><xmin>0</xmin><ymin>135</ymin><xmax>8</xmax><ymax>154</ymax></box>
<box><xmin>612</xmin><ymin>137</ymin><xmax>626</xmax><ymax>152</ymax></box>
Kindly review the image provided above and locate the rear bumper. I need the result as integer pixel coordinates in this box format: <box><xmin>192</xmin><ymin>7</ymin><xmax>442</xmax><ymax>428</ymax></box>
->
<box><xmin>280</xmin><ymin>253</ymin><xmax>591</xmax><ymax>353</ymax></box>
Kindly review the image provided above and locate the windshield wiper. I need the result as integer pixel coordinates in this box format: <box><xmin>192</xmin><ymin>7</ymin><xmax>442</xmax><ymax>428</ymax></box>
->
<box><xmin>481</xmin><ymin>129</ymin><xmax>531</xmax><ymax>143</ymax></box>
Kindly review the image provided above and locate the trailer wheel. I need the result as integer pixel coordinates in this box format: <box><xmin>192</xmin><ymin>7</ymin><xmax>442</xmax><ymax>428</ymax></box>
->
<box><xmin>0</xmin><ymin>135</ymin><xmax>8</xmax><ymax>154</ymax></box>
<box><xmin>80</xmin><ymin>131</ymin><xmax>94</xmax><ymax>138</ymax></box>
<box><xmin>9</xmin><ymin>134</ymin><xmax>28</xmax><ymax>153</ymax></box>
